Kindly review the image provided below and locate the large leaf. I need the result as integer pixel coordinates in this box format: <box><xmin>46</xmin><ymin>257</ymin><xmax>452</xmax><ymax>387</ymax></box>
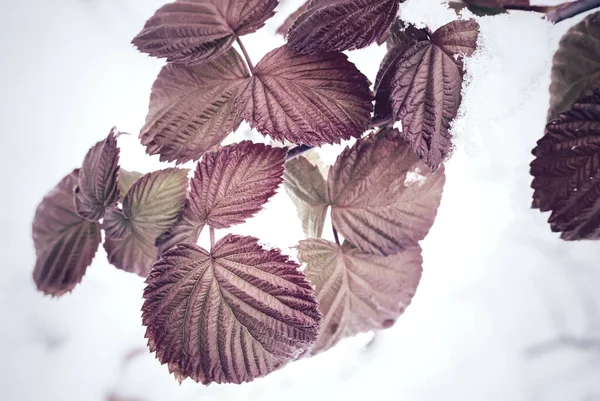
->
<box><xmin>283</xmin><ymin>156</ymin><xmax>328</xmax><ymax>238</ymax></box>
<box><xmin>237</xmin><ymin>45</ymin><xmax>372</xmax><ymax>146</ymax></box>
<box><xmin>142</xmin><ymin>234</ymin><xmax>321</xmax><ymax>384</ymax></box>
<box><xmin>287</xmin><ymin>0</ymin><xmax>399</xmax><ymax>54</ymax></box>
<box><xmin>74</xmin><ymin>129</ymin><xmax>120</xmax><ymax>221</ymax></box>
<box><xmin>104</xmin><ymin>168</ymin><xmax>189</xmax><ymax>276</ymax></box>
<box><xmin>298</xmin><ymin>239</ymin><xmax>422</xmax><ymax>355</ymax></box>
<box><xmin>531</xmin><ymin>89</ymin><xmax>600</xmax><ymax>240</ymax></box>
<box><xmin>549</xmin><ymin>12</ymin><xmax>600</xmax><ymax>121</ymax></box>
<box><xmin>375</xmin><ymin>19</ymin><xmax>478</xmax><ymax>170</ymax></box>
<box><xmin>132</xmin><ymin>0</ymin><xmax>278</xmax><ymax>65</ymax></box>
<box><xmin>156</xmin><ymin>142</ymin><xmax>285</xmax><ymax>253</ymax></box>
<box><xmin>32</xmin><ymin>170</ymin><xmax>101</xmax><ymax>296</ymax></box>
<box><xmin>327</xmin><ymin>128</ymin><xmax>445</xmax><ymax>255</ymax></box>
<box><xmin>140</xmin><ymin>49</ymin><xmax>250</xmax><ymax>164</ymax></box>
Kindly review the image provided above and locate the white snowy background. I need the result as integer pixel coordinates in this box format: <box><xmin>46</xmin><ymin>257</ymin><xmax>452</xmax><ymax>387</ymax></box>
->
<box><xmin>1</xmin><ymin>0</ymin><xmax>599</xmax><ymax>400</ymax></box>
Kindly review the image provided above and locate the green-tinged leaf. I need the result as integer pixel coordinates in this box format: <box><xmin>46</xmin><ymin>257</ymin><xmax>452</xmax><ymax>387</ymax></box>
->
<box><xmin>118</xmin><ymin>168</ymin><xmax>143</xmax><ymax>197</ymax></box>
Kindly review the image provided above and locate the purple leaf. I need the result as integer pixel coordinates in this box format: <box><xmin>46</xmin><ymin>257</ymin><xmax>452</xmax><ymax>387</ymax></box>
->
<box><xmin>276</xmin><ymin>2</ymin><xmax>308</xmax><ymax>36</ymax></box>
<box><xmin>531</xmin><ymin>89</ymin><xmax>600</xmax><ymax>240</ymax></box>
<box><xmin>32</xmin><ymin>170</ymin><xmax>101</xmax><ymax>296</ymax></box>
<box><xmin>287</xmin><ymin>0</ymin><xmax>399</xmax><ymax>54</ymax></box>
<box><xmin>105</xmin><ymin>168</ymin><xmax>189</xmax><ymax>276</ymax></box>
<box><xmin>142</xmin><ymin>234</ymin><xmax>321</xmax><ymax>384</ymax></box>
<box><xmin>298</xmin><ymin>239</ymin><xmax>422</xmax><ymax>355</ymax></box>
<box><xmin>132</xmin><ymin>0</ymin><xmax>278</xmax><ymax>65</ymax></box>
<box><xmin>74</xmin><ymin>128</ymin><xmax>120</xmax><ymax>221</ymax></box>
<box><xmin>549</xmin><ymin>12</ymin><xmax>600</xmax><ymax>121</ymax></box>
<box><xmin>283</xmin><ymin>156</ymin><xmax>328</xmax><ymax>238</ymax></box>
<box><xmin>375</xmin><ymin>19</ymin><xmax>479</xmax><ymax>170</ymax></box>
<box><xmin>236</xmin><ymin>45</ymin><xmax>373</xmax><ymax>146</ymax></box>
<box><xmin>327</xmin><ymin>128</ymin><xmax>445</xmax><ymax>255</ymax></box>
<box><xmin>140</xmin><ymin>49</ymin><xmax>251</xmax><ymax>164</ymax></box>
<box><xmin>189</xmin><ymin>141</ymin><xmax>286</xmax><ymax>228</ymax></box>
<box><xmin>155</xmin><ymin>199</ymin><xmax>205</xmax><ymax>254</ymax></box>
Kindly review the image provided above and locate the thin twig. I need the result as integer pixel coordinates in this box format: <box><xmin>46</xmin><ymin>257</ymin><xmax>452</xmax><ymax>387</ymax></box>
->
<box><xmin>286</xmin><ymin>144</ymin><xmax>312</xmax><ymax>160</ymax></box>
<box><xmin>236</xmin><ymin>36</ymin><xmax>254</xmax><ymax>73</ymax></box>
<box><xmin>332</xmin><ymin>226</ymin><xmax>341</xmax><ymax>245</ymax></box>
<box><xmin>210</xmin><ymin>227</ymin><xmax>215</xmax><ymax>248</ymax></box>
<box><xmin>546</xmin><ymin>0</ymin><xmax>600</xmax><ymax>22</ymax></box>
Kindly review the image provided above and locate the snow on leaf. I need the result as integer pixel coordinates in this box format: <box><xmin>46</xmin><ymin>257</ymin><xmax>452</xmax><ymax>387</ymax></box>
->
<box><xmin>74</xmin><ymin>128</ymin><xmax>120</xmax><ymax>221</ymax></box>
<box><xmin>276</xmin><ymin>1</ymin><xmax>308</xmax><ymax>36</ymax></box>
<box><xmin>140</xmin><ymin>49</ymin><xmax>250</xmax><ymax>164</ymax></box>
<box><xmin>549</xmin><ymin>11</ymin><xmax>600</xmax><ymax>121</ymax></box>
<box><xmin>236</xmin><ymin>45</ymin><xmax>373</xmax><ymax>146</ymax></box>
<box><xmin>105</xmin><ymin>168</ymin><xmax>189</xmax><ymax>276</ymax></box>
<box><xmin>327</xmin><ymin>128</ymin><xmax>445</xmax><ymax>255</ymax></box>
<box><xmin>142</xmin><ymin>234</ymin><xmax>321</xmax><ymax>384</ymax></box>
<box><xmin>297</xmin><ymin>238</ymin><xmax>422</xmax><ymax>355</ymax></box>
<box><xmin>32</xmin><ymin>170</ymin><xmax>101</xmax><ymax>296</ymax></box>
<box><xmin>283</xmin><ymin>156</ymin><xmax>329</xmax><ymax>238</ymax></box>
<box><xmin>189</xmin><ymin>141</ymin><xmax>286</xmax><ymax>228</ymax></box>
<box><xmin>287</xmin><ymin>0</ymin><xmax>399</xmax><ymax>54</ymax></box>
<box><xmin>374</xmin><ymin>19</ymin><xmax>478</xmax><ymax>169</ymax></box>
<box><xmin>531</xmin><ymin>89</ymin><xmax>600</xmax><ymax>240</ymax></box>
<box><xmin>118</xmin><ymin>169</ymin><xmax>143</xmax><ymax>198</ymax></box>
<box><xmin>132</xmin><ymin>0</ymin><xmax>278</xmax><ymax>65</ymax></box>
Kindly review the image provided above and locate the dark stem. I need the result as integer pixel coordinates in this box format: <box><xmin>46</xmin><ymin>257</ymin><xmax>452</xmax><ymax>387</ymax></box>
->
<box><xmin>370</xmin><ymin>115</ymin><xmax>393</xmax><ymax>129</ymax></box>
<box><xmin>332</xmin><ymin>225</ymin><xmax>341</xmax><ymax>246</ymax></box>
<box><xmin>286</xmin><ymin>144</ymin><xmax>312</xmax><ymax>160</ymax></box>
<box><xmin>236</xmin><ymin>36</ymin><xmax>254</xmax><ymax>73</ymax></box>
<box><xmin>546</xmin><ymin>0</ymin><xmax>600</xmax><ymax>22</ymax></box>
<box><xmin>210</xmin><ymin>227</ymin><xmax>215</xmax><ymax>248</ymax></box>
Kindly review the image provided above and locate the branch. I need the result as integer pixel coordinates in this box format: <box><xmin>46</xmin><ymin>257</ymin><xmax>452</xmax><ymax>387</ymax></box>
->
<box><xmin>332</xmin><ymin>226</ymin><xmax>341</xmax><ymax>245</ymax></box>
<box><xmin>236</xmin><ymin>36</ymin><xmax>254</xmax><ymax>73</ymax></box>
<box><xmin>546</xmin><ymin>0</ymin><xmax>600</xmax><ymax>23</ymax></box>
<box><xmin>210</xmin><ymin>227</ymin><xmax>215</xmax><ymax>248</ymax></box>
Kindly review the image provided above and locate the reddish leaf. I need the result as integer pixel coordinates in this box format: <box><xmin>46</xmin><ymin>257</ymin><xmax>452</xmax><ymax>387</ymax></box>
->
<box><xmin>236</xmin><ymin>45</ymin><xmax>373</xmax><ymax>146</ymax></box>
<box><xmin>298</xmin><ymin>239</ymin><xmax>422</xmax><ymax>355</ymax></box>
<box><xmin>155</xmin><ymin>199</ymin><xmax>205</xmax><ymax>254</ymax></box>
<box><xmin>375</xmin><ymin>19</ymin><xmax>479</xmax><ymax>170</ymax></box>
<box><xmin>140</xmin><ymin>49</ymin><xmax>250</xmax><ymax>164</ymax></box>
<box><xmin>327</xmin><ymin>128</ymin><xmax>445</xmax><ymax>255</ymax></box>
<box><xmin>74</xmin><ymin>129</ymin><xmax>120</xmax><ymax>221</ymax></box>
<box><xmin>531</xmin><ymin>89</ymin><xmax>600</xmax><ymax>240</ymax></box>
<box><xmin>32</xmin><ymin>170</ymin><xmax>101</xmax><ymax>296</ymax></box>
<box><xmin>276</xmin><ymin>2</ymin><xmax>308</xmax><ymax>36</ymax></box>
<box><xmin>132</xmin><ymin>0</ymin><xmax>278</xmax><ymax>65</ymax></box>
<box><xmin>287</xmin><ymin>0</ymin><xmax>399</xmax><ymax>54</ymax></box>
<box><xmin>105</xmin><ymin>168</ymin><xmax>189</xmax><ymax>276</ymax></box>
<box><xmin>283</xmin><ymin>156</ymin><xmax>328</xmax><ymax>238</ymax></box>
<box><xmin>142</xmin><ymin>234</ymin><xmax>321</xmax><ymax>384</ymax></box>
<box><xmin>549</xmin><ymin>12</ymin><xmax>600</xmax><ymax>121</ymax></box>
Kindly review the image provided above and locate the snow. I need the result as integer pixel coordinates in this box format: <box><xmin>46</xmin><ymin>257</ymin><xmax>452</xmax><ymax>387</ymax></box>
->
<box><xmin>1</xmin><ymin>0</ymin><xmax>599</xmax><ymax>400</ymax></box>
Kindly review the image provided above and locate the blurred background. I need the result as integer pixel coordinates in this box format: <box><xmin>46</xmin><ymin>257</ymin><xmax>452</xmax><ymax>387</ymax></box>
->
<box><xmin>1</xmin><ymin>0</ymin><xmax>599</xmax><ymax>400</ymax></box>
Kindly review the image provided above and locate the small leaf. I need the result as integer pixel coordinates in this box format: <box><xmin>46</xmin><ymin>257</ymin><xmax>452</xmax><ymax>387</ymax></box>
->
<box><xmin>140</xmin><ymin>49</ymin><xmax>251</xmax><ymax>164</ymax></box>
<box><xmin>142</xmin><ymin>234</ymin><xmax>321</xmax><ymax>384</ymax></box>
<box><xmin>74</xmin><ymin>129</ymin><xmax>120</xmax><ymax>221</ymax></box>
<box><xmin>283</xmin><ymin>156</ymin><xmax>328</xmax><ymax>238</ymax></box>
<box><xmin>287</xmin><ymin>0</ymin><xmax>399</xmax><ymax>54</ymax></box>
<box><xmin>32</xmin><ymin>170</ymin><xmax>101</xmax><ymax>296</ymax></box>
<box><xmin>374</xmin><ymin>19</ymin><xmax>479</xmax><ymax>170</ymax></box>
<box><xmin>189</xmin><ymin>141</ymin><xmax>286</xmax><ymax>228</ymax></box>
<box><xmin>327</xmin><ymin>128</ymin><xmax>445</xmax><ymax>255</ymax></box>
<box><xmin>236</xmin><ymin>45</ymin><xmax>373</xmax><ymax>146</ymax></box>
<box><xmin>276</xmin><ymin>2</ymin><xmax>308</xmax><ymax>36</ymax></box>
<box><xmin>298</xmin><ymin>239</ymin><xmax>422</xmax><ymax>355</ymax></box>
<box><xmin>105</xmin><ymin>168</ymin><xmax>189</xmax><ymax>276</ymax></box>
<box><xmin>531</xmin><ymin>89</ymin><xmax>600</xmax><ymax>240</ymax></box>
<box><xmin>118</xmin><ymin>169</ymin><xmax>143</xmax><ymax>197</ymax></box>
<box><xmin>549</xmin><ymin>11</ymin><xmax>600</xmax><ymax>121</ymax></box>
<box><xmin>132</xmin><ymin>0</ymin><xmax>278</xmax><ymax>65</ymax></box>
<box><xmin>155</xmin><ymin>199</ymin><xmax>204</xmax><ymax>254</ymax></box>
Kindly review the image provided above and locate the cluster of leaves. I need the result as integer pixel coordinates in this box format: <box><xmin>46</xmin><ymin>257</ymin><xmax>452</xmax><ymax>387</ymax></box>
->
<box><xmin>530</xmin><ymin>11</ymin><xmax>600</xmax><ymax>240</ymax></box>
<box><xmin>32</xmin><ymin>0</ymin><xmax>482</xmax><ymax>387</ymax></box>
<box><xmin>32</xmin><ymin>128</ymin><xmax>190</xmax><ymax>295</ymax></box>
